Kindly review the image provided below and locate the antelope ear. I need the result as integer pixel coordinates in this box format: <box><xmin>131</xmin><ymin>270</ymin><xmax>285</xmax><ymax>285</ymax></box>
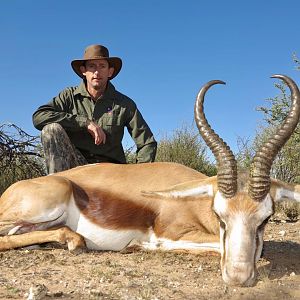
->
<box><xmin>270</xmin><ymin>178</ymin><xmax>300</xmax><ymax>203</ymax></box>
<box><xmin>141</xmin><ymin>177</ymin><xmax>217</xmax><ymax>199</ymax></box>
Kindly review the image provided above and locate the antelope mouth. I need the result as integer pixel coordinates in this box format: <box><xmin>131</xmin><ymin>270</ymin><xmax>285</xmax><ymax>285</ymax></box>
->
<box><xmin>222</xmin><ymin>262</ymin><xmax>257</xmax><ymax>287</ymax></box>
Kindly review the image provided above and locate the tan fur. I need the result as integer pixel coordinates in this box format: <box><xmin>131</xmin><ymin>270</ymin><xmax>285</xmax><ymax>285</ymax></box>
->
<box><xmin>0</xmin><ymin>162</ymin><xmax>297</xmax><ymax>255</ymax></box>
<box><xmin>0</xmin><ymin>162</ymin><xmax>215</xmax><ymax>248</ymax></box>
<box><xmin>0</xmin><ymin>227</ymin><xmax>85</xmax><ymax>251</ymax></box>
<box><xmin>226</xmin><ymin>192</ymin><xmax>263</xmax><ymax>216</ymax></box>
<box><xmin>0</xmin><ymin>176</ymin><xmax>72</xmax><ymax>222</ymax></box>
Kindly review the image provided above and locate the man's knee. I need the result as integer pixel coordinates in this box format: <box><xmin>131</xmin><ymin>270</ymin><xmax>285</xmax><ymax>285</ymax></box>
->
<box><xmin>41</xmin><ymin>123</ymin><xmax>69</xmax><ymax>146</ymax></box>
<box><xmin>41</xmin><ymin>123</ymin><xmax>65</xmax><ymax>137</ymax></box>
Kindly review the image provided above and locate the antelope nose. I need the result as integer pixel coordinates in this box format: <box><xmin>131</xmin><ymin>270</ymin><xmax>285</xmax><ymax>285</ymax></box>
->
<box><xmin>223</xmin><ymin>263</ymin><xmax>256</xmax><ymax>286</ymax></box>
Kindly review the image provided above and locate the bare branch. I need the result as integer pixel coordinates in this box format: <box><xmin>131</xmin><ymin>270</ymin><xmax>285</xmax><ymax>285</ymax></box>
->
<box><xmin>0</xmin><ymin>123</ymin><xmax>46</xmax><ymax>195</ymax></box>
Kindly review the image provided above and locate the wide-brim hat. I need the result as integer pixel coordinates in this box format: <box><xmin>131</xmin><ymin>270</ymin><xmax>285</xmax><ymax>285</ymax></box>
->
<box><xmin>71</xmin><ymin>44</ymin><xmax>122</xmax><ymax>80</ymax></box>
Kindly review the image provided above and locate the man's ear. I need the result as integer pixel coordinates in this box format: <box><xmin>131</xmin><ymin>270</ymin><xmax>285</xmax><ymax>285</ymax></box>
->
<box><xmin>80</xmin><ymin>65</ymin><xmax>86</xmax><ymax>77</ymax></box>
<box><xmin>108</xmin><ymin>67</ymin><xmax>114</xmax><ymax>78</ymax></box>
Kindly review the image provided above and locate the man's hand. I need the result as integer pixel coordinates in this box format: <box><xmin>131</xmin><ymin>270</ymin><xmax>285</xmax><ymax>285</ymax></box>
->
<box><xmin>86</xmin><ymin>120</ymin><xmax>106</xmax><ymax>145</ymax></box>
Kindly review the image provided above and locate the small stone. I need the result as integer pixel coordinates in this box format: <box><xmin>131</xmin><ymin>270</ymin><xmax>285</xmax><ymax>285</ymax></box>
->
<box><xmin>279</xmin><ymin>230</ymin><xmax>286</xmax><ymax>236</ymax></box>
<box><xmin>290</xmin><ymin>272</ymin><xmax>296</xmax><ymax>277</ymax></box>
<box><xmin>90</xmin><ymin>289</ymin><xmax>102</xmax><ymax>296</ymax></box>
<box><xmin>26</xmin><ymin>284</ymin><xmax>48</xmax><ymax>300</ymax></box>
<box><xmin>53</xmin><ymin>291</ymin><xmax>63</xmax><ymax>297</ymax></box>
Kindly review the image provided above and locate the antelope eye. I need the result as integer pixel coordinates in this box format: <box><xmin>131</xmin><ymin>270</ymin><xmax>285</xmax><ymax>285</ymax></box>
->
<box><xmin>219</xmin><ymin>220</ymin><xmax>226</xmax><ymax>229</ymax></box>
<box><xmin>257</xmin><ymin>216</ymin><xmax>271</xmax><ymax>231</ymax></box>
<box><xmin>214</xmin><ymin>211</ymin><xmax>226</xmax><ymax>229</ymax></box>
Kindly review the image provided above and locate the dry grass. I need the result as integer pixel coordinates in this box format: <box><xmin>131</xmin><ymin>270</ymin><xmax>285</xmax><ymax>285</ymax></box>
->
<box><xmin>274</xmin><ymin>201</ymin><xmax>300</xmax><ymax>222</ymax></box>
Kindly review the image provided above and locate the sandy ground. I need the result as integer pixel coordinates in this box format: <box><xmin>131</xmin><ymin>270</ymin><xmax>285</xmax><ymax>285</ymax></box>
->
<box><xmin>0</xmin><ymin>218</ymin><xmax>298</xmax><ymax>299</ymax></box>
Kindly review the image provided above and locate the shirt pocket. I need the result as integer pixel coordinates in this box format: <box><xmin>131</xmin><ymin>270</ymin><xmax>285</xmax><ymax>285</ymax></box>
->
<box><xmin>75</xmin><ymin>99</ymin><xmax>94</xmax><ymax>119</ymax></box>
<box><xmin>101</xmin><ymin>114</ymin><xmax>124</xmax><ymax>142</ymax></box>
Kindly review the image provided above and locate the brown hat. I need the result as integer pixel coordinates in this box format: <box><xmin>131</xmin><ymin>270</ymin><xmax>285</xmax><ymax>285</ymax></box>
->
<box><xmin>71</xmin><ymin>44</ymin><xmax>122</xmax><ymax>79</ymax></box>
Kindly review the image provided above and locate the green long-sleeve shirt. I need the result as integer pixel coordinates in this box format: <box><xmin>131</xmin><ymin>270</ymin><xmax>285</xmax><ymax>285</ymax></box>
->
<box><xmin>32</xmin><ymin>81</ymin><xmax>157</xmax><ymax>163</ymax></box>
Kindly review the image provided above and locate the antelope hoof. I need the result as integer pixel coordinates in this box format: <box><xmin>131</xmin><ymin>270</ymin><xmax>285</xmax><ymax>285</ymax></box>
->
<box><xmin>67</xmin><ymin>236</ymin><xmax>86</xmax><ymax>252</ymax></box>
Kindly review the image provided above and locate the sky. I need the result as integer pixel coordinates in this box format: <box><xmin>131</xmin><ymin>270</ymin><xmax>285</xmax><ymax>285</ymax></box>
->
<box><xmin>1</xmin><ymin>0</ymin><xmax>299</xmax><ymax>154</ymax></box>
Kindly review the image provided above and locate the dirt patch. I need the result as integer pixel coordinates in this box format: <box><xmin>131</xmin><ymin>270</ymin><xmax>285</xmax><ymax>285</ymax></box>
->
<box><xmin>0</xmin><ymin>220</ymin><xmax>298</xmax><ymax>300</ymax></box>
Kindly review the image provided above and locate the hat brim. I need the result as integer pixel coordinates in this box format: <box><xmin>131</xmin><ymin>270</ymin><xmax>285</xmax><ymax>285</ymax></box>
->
<box><xmin>71</xmin><ymin>57</ymin><xmax>122</xmax><ymax>79</ymax></box>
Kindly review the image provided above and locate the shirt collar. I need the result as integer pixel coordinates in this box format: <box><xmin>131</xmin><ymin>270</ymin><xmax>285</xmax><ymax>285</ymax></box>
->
<box><xmin>74</xmin><ymin>81</ymin><xmax>116</xmax><ymax>100</ymax></box>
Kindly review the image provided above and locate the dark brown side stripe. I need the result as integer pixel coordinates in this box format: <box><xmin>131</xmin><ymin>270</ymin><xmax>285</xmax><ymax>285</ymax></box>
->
<box><xmin>72</xmin><ymin>182</ymin><xmax>156</xmax><ymax>232</ymax></box>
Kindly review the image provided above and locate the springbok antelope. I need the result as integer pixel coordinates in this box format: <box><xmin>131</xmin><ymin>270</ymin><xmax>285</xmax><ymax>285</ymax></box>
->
<box><xmin>0</xmin><ymin>75</ymin><xmax>299</xmax><ymax>286</ymax></box>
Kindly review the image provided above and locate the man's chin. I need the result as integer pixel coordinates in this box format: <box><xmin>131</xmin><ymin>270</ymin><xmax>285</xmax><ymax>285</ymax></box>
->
<box><xmin>91</xmin><ymin>82</ymin><xmax>102</xmax><ymax>89</ymax></box>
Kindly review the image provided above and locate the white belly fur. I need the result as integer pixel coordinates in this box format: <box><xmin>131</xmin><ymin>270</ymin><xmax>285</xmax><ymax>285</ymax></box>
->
<box><xmin>65</xmin><ymin>197</ymin><xmax>148</xmax><ymax>251</ymax></box>
<box><xmin>65</xmin><ymin>197</ymin><xmax>220</xmax><ymax>253</ymax></box>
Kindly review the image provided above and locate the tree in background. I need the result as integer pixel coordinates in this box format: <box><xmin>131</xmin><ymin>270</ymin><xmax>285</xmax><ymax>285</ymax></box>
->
<box><xmin>234</xmin><ymin>55</ymin><xmax>300</xmax><ymax>220</ymax></box>
<box><xmin>0</xmin><ymin>123</ymin><xmax>46</xmax><ymax>195</ymax></box>
<box><xmin>235</xmin><ymin>136</ymin><xmax>255</xmax><ymax>170</ymax></box>
<box><xmin>234</xmin><ymin>54</ymin><xmax>300</xmax><ymax>182</ymax></box>
<box><xmin>255</xmin><ymin>55</ymin><xmax>300</xmax><ymax>183</ymax></box>
<box><xmin>293</xmin><ymin>53</ymin><xmax>300</xmax><ymax>71</ymax></box>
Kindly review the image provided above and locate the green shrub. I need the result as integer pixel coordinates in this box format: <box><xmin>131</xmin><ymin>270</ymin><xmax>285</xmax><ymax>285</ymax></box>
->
<box><xmin>155</xmin><ymin>124</ymin><xmax>217</xmax><ymax>176</ymax></box>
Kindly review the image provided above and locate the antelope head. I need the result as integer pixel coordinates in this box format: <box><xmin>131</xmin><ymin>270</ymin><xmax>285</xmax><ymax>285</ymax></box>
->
<box><xmin>195</xmin><ymin>75</ymin><xmax>300</xmax><ymax>286</ymax></box>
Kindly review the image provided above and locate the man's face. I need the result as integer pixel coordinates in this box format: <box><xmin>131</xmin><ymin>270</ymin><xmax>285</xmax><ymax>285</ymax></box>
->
<box><xmin>80</xmin><ymin>59</ymin><xmax>114</xmax><ymax>91</ymax></box>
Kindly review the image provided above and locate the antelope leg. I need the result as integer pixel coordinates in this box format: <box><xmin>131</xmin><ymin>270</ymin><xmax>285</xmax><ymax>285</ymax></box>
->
<box><xmin>0</xmin><ymin>227</ymin><xmax>85</xmax><ymax>251</ymax></box>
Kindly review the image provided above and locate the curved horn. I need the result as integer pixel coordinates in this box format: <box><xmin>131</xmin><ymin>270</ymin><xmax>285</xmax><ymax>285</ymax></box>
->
<box><xmin>249</xmin><ymin>75</ymin><xmax>300</xmax><ymax>201</ymax></box>
<box><xmin>194</xmin><ymin>80</ymin><xmax>237</xmax><ymax>198</ymax></box>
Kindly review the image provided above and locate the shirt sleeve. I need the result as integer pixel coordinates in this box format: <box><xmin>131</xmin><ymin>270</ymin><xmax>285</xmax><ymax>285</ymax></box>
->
<box><xmin>32</xmin><ymin>89</ymin><xmax>89</xmax><ymax>131</ymax></box>
<box><xmin>127</xmin><ymin>106</ymin><xmax>157</xmax><ymax>163</ymax></box>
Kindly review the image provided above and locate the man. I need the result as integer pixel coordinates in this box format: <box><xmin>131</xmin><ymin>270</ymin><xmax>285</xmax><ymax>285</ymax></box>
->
<box><xmin>33</xmin><ymin>44</ymin><xmax>157</xmax><ymax>173</ymax></box>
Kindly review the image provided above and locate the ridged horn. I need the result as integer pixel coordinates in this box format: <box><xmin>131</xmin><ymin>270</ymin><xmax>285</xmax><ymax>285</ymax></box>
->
<box><xmin>249</xmin><ymin>75</ymin><xmax>300</xmax><ymax>201</ymax></box>
<box><xmin>194</xmin><ymin>80</ymin><xmax>237</xmax><ymax>198</ymax></box>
